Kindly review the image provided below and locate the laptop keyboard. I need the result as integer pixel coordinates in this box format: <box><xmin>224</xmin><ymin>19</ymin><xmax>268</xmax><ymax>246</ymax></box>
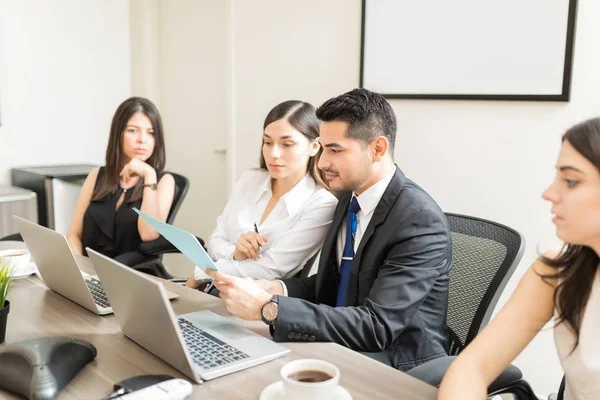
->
<box><xmin>177</xmin><ymin>318</ymin><xmax>249</xmax><ymax>370</ymax></box>
<box><xmin>85</xmin><ymin>278</ymin><xmax>111</xmax><ymax>309</ymax></box>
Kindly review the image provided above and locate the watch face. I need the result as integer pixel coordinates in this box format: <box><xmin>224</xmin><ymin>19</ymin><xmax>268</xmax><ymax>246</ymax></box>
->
<box><xmin>262</xmin><ymin>302</ymin><xmax>278</xmax><ymax>322</ymax></box>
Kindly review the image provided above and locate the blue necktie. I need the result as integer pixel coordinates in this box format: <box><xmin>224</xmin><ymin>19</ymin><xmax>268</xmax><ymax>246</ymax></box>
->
<box><xmin>336</xmin><ymin>197</ymin><xmax>361</xmax><ymax>307</ymax></box>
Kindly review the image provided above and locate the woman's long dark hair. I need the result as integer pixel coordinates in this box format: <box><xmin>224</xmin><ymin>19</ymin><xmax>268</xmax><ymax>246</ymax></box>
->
<box><xmin>92</xmin><ymin>97</ymin><xmax>166</xmax><ymax>203</ymax></box>
<box><xmin>259</xmin><ymin>101</ymin><xmax>327</xmax><ymax>189</ymax></box>
<box><xmin>540</xmin><ymin>117</ymin><xmax>600</xmax><ymax>347</ymax></box>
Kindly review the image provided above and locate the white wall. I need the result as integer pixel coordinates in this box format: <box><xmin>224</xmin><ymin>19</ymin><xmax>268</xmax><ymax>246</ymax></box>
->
<box><xmin>232</xmin><ymin>0</ymin><xmax>362</xmax><ymax>177</ymax></box>
<box><xmin>0</xmin><ymin>0</ymin><xmax>131</xmax><ymax>184</ymax></box>
<box><xmin>130</xmin><ymin>0</ymin><xmax>161</xmax><ymax>104</ymax></box>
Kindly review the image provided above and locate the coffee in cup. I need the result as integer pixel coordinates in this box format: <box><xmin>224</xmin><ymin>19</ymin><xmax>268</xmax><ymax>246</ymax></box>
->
<box><xmin>0</xmin><ymin>249</ymin><xmax>30</xmax><ymax>273</ymax></box>
<box><xmin>287</xmin><ymin>369</ymin><xmax>333</xmax><ymax>383</ymax></box>
<box><xmin>280</xmin><ymin>359</ymin><xmax>340</xmax><ymax>400</ymax></box>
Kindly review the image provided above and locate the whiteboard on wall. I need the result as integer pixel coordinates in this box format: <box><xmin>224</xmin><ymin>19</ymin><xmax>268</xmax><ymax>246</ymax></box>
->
<box><xmin>360</xmin><ymin>0</ymin><xmax>578</xmax><ymax>101</ymax></box>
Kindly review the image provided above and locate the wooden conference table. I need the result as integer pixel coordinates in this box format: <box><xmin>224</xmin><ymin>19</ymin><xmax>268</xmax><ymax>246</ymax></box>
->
<box><xmin>0</xmin><ymin>241</ymin><xmax>437</xmax><ymax>400</ymax></box>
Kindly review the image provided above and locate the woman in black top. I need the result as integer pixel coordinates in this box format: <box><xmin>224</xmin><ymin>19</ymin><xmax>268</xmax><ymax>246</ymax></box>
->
<box><xmin>66</xmin><ymin>97</ymin><xmax>175</xmax><ymax>261</ymax></box>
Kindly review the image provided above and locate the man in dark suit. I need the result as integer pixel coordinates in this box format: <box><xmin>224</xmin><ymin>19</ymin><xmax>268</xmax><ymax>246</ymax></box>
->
<box><xmin>206</xmin><ymin>88</ymin><xmax>452</xmax><ymax>371</ymax></box>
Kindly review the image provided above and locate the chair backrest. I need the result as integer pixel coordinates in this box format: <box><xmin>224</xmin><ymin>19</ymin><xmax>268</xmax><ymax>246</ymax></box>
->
<box><xmin>445</xmin><ymin>212</ymin><xmax>525</xmax><ymax>355</ymax></box>
<box><xmin>295</xmin><ymin>250</ymin><xmax>320</xmax><ymax>279</ymax></box>
<box><xmin>166</xmin><ymin>172</ymin><xmax>190</xmax><ymax>225</ymax></box>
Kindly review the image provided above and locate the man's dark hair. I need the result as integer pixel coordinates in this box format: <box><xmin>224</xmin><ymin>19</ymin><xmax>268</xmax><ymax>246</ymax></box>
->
<box><xmin>316</xmin><ymin>88</ymin><xmax>397</xmax><ymax>153</ymax></box>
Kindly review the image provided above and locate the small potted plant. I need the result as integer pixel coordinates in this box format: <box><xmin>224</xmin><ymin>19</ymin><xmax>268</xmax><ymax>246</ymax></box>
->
<box><xmin>0</xmin><ymin>262</ymin><xmax>14</xmax><ymax>344</ymax></box>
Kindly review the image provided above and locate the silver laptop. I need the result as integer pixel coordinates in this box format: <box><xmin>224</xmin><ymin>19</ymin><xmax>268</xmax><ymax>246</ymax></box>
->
<box><xmin>14</xmin><ymin>216</ymin><xmax>177</xmax><ymax>316</ymax></box>
<box><xmin>87</xmin><ymin>248</ymin><xmax>290</xmax><ymax>383</ymax></box>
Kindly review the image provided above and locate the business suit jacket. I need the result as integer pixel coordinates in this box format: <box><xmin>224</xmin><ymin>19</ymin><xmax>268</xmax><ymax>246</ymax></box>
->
<box><xmin>274</xmin><ymin>166</ymin><xmax>452</xmax><ymax>371</ymax></box>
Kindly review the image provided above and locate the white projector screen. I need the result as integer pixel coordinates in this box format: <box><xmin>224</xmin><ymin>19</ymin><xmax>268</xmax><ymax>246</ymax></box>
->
<box><xmin>360</xmin><ymin>0</ymin><xmax>577</xmax><ymax>101</ymax></box>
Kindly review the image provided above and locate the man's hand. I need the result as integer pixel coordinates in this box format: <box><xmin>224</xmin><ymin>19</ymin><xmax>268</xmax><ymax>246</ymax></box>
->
<box><xmin>255</xmin><ymin>279</ymin><xmax>284</xmax><ymax>296</ymax></box>
<box><xmin>234</xmin><ymin>232</ymin><xmax>268</xmax><ymax>261</ymax></box>
<box><xmin>205</xmin><ymin>269</ymin><xmax>272</xmax><ymax>321</ymax></box>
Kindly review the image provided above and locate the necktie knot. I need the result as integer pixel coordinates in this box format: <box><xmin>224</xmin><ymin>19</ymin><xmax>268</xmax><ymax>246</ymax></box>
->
<box><xmin>348</xmin><ymin>197</ymin><xmax>360</xmax><ymax>214</ymax></box>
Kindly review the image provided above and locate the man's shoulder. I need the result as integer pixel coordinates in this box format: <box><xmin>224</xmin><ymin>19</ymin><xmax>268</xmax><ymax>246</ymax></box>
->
<box><xmin>382</xmin><ymin>176</ymin><xmax>451</xmax><ymax>258</ymax></box>
<box><xmin>391</xmin><ymin>176</ymin><xmax>444</xmax><ymax>218</ymax></box>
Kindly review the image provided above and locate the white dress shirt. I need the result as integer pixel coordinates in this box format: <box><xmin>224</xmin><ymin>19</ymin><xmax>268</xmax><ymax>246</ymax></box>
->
<box><xmin>278</xmin><ymin>166</ymin><xmax>396</xmax><ymax>296</ymax></box>
<box><xmin>335</xmin><ymin>166</ymin><xmax>396</xmax><ymax>268</ymax></box>
<box><xmin>194</xmin><ymin>169</ymin><xmax>337</xmax><ymax>281</ymax></box>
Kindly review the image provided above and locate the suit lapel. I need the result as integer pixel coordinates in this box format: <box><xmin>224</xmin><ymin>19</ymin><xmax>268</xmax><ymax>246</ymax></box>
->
<box><xmin>316</xmin><ymin>192</ymin><xmax>351</xmax><ymax>304</ymax></box>
<box><xmin>345</xmin><ymin>167</ymin><xmax>405</xmax><ymax>305</ymax></box>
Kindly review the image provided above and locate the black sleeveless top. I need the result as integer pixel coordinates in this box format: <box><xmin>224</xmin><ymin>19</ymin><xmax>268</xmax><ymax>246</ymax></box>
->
<box><xmin>81</xmin><ymin>167</ymin><xmax>163</xmax><ymax>258</ymax></box>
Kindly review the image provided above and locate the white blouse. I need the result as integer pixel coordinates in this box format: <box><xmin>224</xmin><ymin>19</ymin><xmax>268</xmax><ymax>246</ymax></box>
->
<box><xmin>554</xmin><ymin>269</ymin><xmax>600</xmax><ymax>400</ymax></box>
<box><xmin>194</xmin><ymin>169</ymin><xmax>338</xmax><ymax>280</ymax></box>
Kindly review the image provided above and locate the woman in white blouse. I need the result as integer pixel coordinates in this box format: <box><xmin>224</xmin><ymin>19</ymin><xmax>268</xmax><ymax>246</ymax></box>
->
<box><xmin>186</xmin><ymin>100</ymin><xmax>337</xmax><ymax>286</ymax></box>
<box><xmin>438</xmin><ymin>118</ymin><xmax>600</xmax><ymax>400</ymax></box>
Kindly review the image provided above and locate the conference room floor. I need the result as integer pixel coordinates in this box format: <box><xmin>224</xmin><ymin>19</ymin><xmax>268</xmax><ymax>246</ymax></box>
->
<box><xmin>1</xmin><ymin>241</ymin><xmax>437</xmax><ymax>400</ymax></box>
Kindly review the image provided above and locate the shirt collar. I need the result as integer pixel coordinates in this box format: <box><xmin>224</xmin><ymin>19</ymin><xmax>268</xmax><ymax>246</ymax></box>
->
<box><xmin>253</xmin><ymin>172</ymin><xmax>317</xmax><ymax>216</ymax></box>
<box><xmin>281</xmin><ymin>174</ymin><xmax>317</xmax><ymax>216</ymax></box>
<box><xmin>354</xmin><ymin>166</ymin><xmax>396</xmax><ymax>216</ymax></box>
<box><xmin>253</xmin><ymin>171</ymin><xmax>273</xmax><ymax>203</ymax></box>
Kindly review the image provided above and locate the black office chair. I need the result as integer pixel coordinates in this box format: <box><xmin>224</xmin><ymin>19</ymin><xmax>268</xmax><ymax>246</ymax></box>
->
<box><xmin>555</xmin><ymin>377</ymin><xmax>565</xmax><ymax>400</ymax></box>
<box><xmin>0</xmin><ymin>233</ymin><xmax>22</xmax><ymax>242</ymax></box>
<box><xmin>295</xmin><ymin>251</ymin><xmax>320</xmax><ymax>279</ymax></box>
<box><xmin>406</xmin><ymin>213</ymin><xmax>538</xmax><ymax>399</ymax></box>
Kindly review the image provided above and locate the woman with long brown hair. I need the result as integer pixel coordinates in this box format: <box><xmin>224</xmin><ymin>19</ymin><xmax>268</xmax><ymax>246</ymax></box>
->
<box><xmin>439</xmin><ymin>118</ymin><xmax>600</xmax><ymax>399</ymax></box>
<box><xmin>186</xmin><ymin>100</ymin><xmax>337</xmax><ymax>287</ymax></box>
<box><xmin>66</xmin><ymin>97</ymin><xmax>175</xmax><ymax>262</ymax></box>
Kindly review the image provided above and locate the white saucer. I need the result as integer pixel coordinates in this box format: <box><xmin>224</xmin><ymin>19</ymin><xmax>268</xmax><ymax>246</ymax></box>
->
<box><xmin>259</xmin><ymin>381</ymin><xmax>352</xmax><ymax>400</ymax></box>
<box><xmin>12</xmin><ymin>262</ymin><xmax>38</xmax><ymax>279</ymax></box>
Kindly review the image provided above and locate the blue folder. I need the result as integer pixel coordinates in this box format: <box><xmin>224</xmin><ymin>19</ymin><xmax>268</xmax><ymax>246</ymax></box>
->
<box><xmin>133</xmin><ymin>208</ymin><xmax>218</xmax><ymax>271</ymax></box>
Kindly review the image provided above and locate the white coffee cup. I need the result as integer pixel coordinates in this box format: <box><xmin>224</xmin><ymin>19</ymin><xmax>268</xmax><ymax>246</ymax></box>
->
<box><xmin>0</xmin><ymin>249</ymin><xmax>30</xmax><ymax>273</ymax></box>
<box><xmin>280</xmin><ymin>359</ymin><xmax>340</xmax><ymax>400</ymax></box>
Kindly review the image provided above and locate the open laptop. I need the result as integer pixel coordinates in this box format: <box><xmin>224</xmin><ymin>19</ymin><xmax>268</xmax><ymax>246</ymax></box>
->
<box><xmin>87</xmin><ymin>248</ymin><xmax>290</xmax><ymax>383</ymax></box>
<box><xmin>14</xmin><ymin>216</ymin><xmax>177</xmax><ymax>316</ymax></box>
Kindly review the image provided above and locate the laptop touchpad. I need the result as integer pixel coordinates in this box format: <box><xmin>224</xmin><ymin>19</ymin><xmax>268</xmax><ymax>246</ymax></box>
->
<box><xmin>181</xmin><ymin>310</ymin><xmax>250</xmax><ymax>340</ymax></box>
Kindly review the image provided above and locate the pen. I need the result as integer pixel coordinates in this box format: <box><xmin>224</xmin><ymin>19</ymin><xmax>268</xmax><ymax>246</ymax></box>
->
<box><xmin>254</xmin><ymin>223</ymin><xmax>262</xmax><ymax>250</ymax></box>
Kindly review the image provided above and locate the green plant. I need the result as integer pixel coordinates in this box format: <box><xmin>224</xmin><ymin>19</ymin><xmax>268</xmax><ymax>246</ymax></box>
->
<box><xmin>0</xmin><ymin>262</ymin><xmax>15</xmax><ymax>309</ymax></box>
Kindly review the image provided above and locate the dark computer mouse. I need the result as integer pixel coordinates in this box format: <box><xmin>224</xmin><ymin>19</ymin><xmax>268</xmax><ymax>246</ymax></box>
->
<box><xmin>0</xmin><ymin>336</ymin><xmax>97</xmax><ymax>399</ymax></box>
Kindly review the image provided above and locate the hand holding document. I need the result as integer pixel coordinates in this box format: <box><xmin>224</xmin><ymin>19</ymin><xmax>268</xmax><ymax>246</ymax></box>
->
<box><xmin>133</xmin><ymin>208</ymin><xmax>218</xmax><ymax>272</ymax></box>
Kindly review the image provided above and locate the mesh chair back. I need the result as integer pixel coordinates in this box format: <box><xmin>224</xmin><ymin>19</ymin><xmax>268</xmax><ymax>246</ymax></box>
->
<box><xmin>445</xmin><ymin>213</ymin><xmax>525</xmax><ymax>355</ymax></box>
<box><xmin>295</xmin><ymin>251</ymin><xmax>320</xmax><ymax>279</ymax></box>
<box><xmin>166</xmin><ymin>172</ymin><xmax>189</xmax><ymax>224</ymax></box>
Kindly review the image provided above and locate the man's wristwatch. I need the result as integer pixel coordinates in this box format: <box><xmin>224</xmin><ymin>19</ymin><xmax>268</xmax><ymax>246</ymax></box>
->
<box><xmin>261</xmin><ymin>295</ymin><xmax>279</xmax><ymax>326</ymax></box>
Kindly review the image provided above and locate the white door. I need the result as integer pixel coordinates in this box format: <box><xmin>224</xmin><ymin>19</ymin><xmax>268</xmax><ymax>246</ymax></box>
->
<box><xmin>153</xmin><ymin>0</ymin><xmax>230</xmax><ymax>277</ymax></box>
